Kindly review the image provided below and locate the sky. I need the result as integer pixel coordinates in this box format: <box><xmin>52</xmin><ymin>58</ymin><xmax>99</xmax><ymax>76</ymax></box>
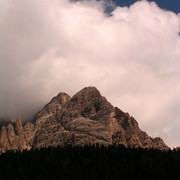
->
<box><xmin>0</xmin><ymin>0</ymin><xmax>179</xmax><ymax>147</ymax></box>
<box><xmin>115</xmin><ymin>0</ymin><xmax>180</xmax><ymax>13</ymax></box>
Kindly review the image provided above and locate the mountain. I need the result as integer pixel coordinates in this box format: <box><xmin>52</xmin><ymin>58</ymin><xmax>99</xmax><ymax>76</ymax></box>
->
<box><xmin>0</xmin><ymin>87</ymin><xmax>169</xmax><ymax>152</ymax></box>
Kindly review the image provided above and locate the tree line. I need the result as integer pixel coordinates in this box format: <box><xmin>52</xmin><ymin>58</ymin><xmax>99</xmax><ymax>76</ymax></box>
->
<box><xmin>0</xmin><ymin>144</ymin><xmax>180</xmax><ymax>180</ymax></box>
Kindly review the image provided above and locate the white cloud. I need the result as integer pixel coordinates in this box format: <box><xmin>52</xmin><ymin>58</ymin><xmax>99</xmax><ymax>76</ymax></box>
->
<box><xmin>0</xmin><ymin>0</ymin><xmax>179</xmax><ymax>147</ymax></box>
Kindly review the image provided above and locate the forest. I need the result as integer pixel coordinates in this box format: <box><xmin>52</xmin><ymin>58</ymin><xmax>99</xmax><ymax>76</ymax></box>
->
<box><xmin>0</xmin><ymin>144</ymin><xmax>180</xmax><ymax>180</ymax></box>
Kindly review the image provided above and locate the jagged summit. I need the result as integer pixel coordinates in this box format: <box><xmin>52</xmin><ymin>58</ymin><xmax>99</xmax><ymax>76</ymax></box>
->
<box><xmin>0</xmin><ymin>118</ymin><xmax>34</xmax><ymax>153</ymax></box>
<box><xmin>0</xmin><ymin>86</ymin><xmax>169</xmax><ymax>152</ymax></box>
<box><xmin>72</xmin><ymin>86</ymin><xmax>101</xmax><ymax>99</ymax></box>
<box><xmin>60</xmin><ymin>86</ymin><xmax>113</xmax><ymax>125</ymax></box>
<box><xmin>53</xmin><ymin>92</ymin><xmax>71</xmax><ymax>105</ymax></box>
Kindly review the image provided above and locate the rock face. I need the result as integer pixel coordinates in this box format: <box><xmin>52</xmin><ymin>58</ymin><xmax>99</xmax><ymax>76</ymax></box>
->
<box><xmin>0</xmin><ymin>87</ymin><xmax>169</xmax><ymax>152</ymax></box>
<box><xmin>0</xmin><ymin>118</ymin><xmax>34</xmax><ymax>152</ymax></box>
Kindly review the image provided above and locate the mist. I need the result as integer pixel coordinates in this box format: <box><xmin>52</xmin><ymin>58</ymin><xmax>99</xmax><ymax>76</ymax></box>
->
<box><xmin>0</xmin><ymin>0</ymin><xmax>180</xmax><ymax>147</ymax></box>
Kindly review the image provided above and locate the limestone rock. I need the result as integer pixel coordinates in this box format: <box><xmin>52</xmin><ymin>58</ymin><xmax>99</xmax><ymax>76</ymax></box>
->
<box><xmin>32</xmin><ymin>92</ymin><xmax>71</xmax><ymax>149</ymax></box>
<box><xmin>35</xmin><ymin>92</ymin><xmax>71</xmax><ymax>129</ymax></box>
<box><xmin>60</xmin><ymin>87</ymin><xmax>114</xmax><ymax>126</ymax></box>
<box><xmin>66</xmin><ymin>117</ymin><xmax>112</xmax><ymax>145</ymax></box>
<box><xmin>0</xmin><ymin>119</ymin><xmax>35</xmax><ymax>152</ymax></box>
<box><xmin>0</xmin><ymin>86</ymin><xmax>170</xmax><ymax>152</ymax></box>
<box><xmin>0</xmin><ymin>127</ymin><xmax>10</xmax><ymax>152</ymax></box>
<box><xmin>15</xmin><ymin>118</ymin><xmax>24</xmax><ymax>136</ymax></box>
<box><xmin>24</xmin><ymin>122</ymin><xmax>35</xmax><ymax>150</ymax></box>
<box><xmin>7</xmin><ymin>124</ymin><xmax>17</xmax><ymax>150</ymax></box>
<box><xmin>32</xmin><ymin>86</ymin><xmax>169</xmax><ymax>150</ymax></box>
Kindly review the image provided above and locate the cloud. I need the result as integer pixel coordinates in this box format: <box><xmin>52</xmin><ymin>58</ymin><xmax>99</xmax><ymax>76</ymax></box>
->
<box><xmin>0</xmin><ymin>0</ymin><xmax>179</xmax><ymax>147</ymax></box>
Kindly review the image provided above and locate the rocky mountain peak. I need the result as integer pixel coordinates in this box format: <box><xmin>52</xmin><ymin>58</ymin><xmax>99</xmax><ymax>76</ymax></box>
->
<box><xmin>72</xmin><ymin>86</ymin><xmax>101</xmax><ymax>99</ymax></box>
<box><xmin>0</xmin><ymin>118</ymin><xmax>34</xmax><ymax>152</ymax></box>
<box><xmin>60</xmin><ymin>86</ymin><xmax>113</xmax><ymax>124</ymax></box>
<box><xmin>35</xmin><ymin>92</ymin><xmax>71</xmax><ymax>120</ymax></box>
<box><xmin>7</xmin><ymin>124</ymin><xmax>15</xmax><ymax>140</ymax></box>
<box><xmin>0</xmin><ymin>127</ymin><xmax>10</xmax><ymax>152</ymax></box>
<box><xmin>15</xmin><ymin>118</ymin><xmax>23</xmax><ymax>136</ymax></box>
<box><xmin>0</xmin><ymin>86</ymin><xmax>170</xmax><ymax>152</ymax></box>
<box><xmin>51</xmin><ymin>92</ymin><xmax>71</xmax><ymax>106</ymax></box>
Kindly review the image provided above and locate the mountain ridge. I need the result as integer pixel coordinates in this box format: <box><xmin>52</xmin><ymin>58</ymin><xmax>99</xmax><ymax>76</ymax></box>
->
<box><xmin>0</xmin><ymin>86</ymin><xmax>169</xmax><ymax>152</ymax></box>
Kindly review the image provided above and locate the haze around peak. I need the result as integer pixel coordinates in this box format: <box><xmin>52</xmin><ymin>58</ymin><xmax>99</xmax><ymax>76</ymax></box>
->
<box><xmin>0</xmin><ymin>0</ymin><xmax>179</xmax><ymax>147</ymax></box>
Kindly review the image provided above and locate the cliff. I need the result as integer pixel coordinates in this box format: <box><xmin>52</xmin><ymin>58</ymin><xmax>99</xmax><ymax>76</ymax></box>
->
<box><xmin>0</xmin><ymin>87</ymin><xmax>169</xmax><ymax>152</ymax></box>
